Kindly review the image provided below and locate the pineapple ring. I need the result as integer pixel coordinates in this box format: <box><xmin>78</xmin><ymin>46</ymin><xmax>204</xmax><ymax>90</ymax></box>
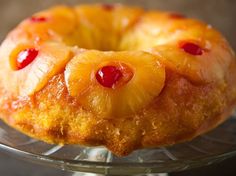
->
<box><xmin>0</xmin><ymin>40</ymin><xmax>72</xmax><ymax>97</ymax></box>
<box><xmin>65</xmin><ymin>50</ymin><xmax>165</xmax><ymax>117</ymax></box>
<box><xmin>0</xmin><ymin>4</ymin><xmax>235</xmax><ymax>157</ymax></box>
<box><xmin>119</xmin><ymin>12</ymin><xmax>234</xmax><ymax>84</ymax></box>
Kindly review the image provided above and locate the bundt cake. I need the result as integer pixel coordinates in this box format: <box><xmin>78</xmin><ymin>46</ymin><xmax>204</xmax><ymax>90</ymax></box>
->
<box><xmin>0</xmin><ymin>4</ymin><xmax>236</xmax><ymax>156</ymax></box>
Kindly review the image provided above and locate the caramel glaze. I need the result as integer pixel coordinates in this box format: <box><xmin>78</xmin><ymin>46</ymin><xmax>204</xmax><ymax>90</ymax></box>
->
<box><xmin>1</xmin><ymin>63</ymin><xmax>236</xmax><ymax>156</ymax></box>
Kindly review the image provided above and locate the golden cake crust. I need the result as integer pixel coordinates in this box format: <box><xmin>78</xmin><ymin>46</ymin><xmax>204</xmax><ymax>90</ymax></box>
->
<box><xmin>0</xmin><ymin>4</ymin><xmax>236</xmax><ymax>156</ymax></box>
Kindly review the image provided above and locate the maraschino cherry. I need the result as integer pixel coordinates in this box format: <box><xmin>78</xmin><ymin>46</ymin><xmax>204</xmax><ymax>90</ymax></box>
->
<box><xmin>16</xmin><ymin>48</ymin><xmax>38</xmax><ymax>70</ymax></box>
<box><xmin>180</xmin><ymin>42</ymin><xmax>203</xmax><ymax>55</ymax></box>
<box><xmin>96</xmin><ymin>66</ymin><xmax>123</xmax><ymax>88</ymax></box>
<box><xmin>30</xmin><ymin>16</ymin><xmax>47</xmax><ymax>22</ymax></box>
<box><xmin>102</xmin><ymin>4</ymin><xmax>115</xmax><ymax>11</ymax></box>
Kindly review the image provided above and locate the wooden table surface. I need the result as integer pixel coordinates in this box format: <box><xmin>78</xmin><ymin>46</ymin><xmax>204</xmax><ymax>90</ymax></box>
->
<box><xmin>0</xmin><ymin>0</ymin><xmax>236</xmax><ymax>175</ymax></box>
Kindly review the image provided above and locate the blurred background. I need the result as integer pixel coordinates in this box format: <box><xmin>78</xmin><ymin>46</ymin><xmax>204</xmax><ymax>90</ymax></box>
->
<box><xmin>0</xmin><ymin>0</ymin><xmax>236</xmax><ymax>175</ymax></box>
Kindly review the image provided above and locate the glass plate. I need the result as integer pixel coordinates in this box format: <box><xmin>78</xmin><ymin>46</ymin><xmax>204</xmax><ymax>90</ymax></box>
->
<box><xmin>0</xmin><ymin>112</ymin><xmax>236</xmax><ymax>175</ymax></box>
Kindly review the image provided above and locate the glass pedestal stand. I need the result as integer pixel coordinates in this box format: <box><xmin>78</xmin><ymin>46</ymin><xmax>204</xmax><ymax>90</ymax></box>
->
<box><xmin>1</xmin><ymin>112</ymin><xmax>236</xmax><ymax>176</ymax></box>
<box><xmin>71</xmin><ymin>173</ymin><xmax>168</xmax><ymax>176</ymax></box>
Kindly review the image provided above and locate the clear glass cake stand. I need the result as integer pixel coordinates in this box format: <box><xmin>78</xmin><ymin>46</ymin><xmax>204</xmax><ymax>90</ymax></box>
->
<box><xmin>1</xmin><ymin>111</ymin><xmax>236</xmax><ymax>176</ymax></box>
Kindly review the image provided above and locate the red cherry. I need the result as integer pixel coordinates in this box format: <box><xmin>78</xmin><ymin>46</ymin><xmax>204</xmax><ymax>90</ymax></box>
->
<box><xmin>102</xmin><ymin>4</ymin><xmax>115</xmax><ymax>11</ymax></box>
<box><xmin>30</xmin><ymin>16</ymin><xmax>47</xmax><ymax>22</ymax></box>
<box><xmin>180</xmin><ymin>42</ymin><xmax>203</xmax><ymax>55</ymax></box>
<box><xmin>96</xmin><ymin>66</ymin><xmax>123</xmax><ymax>88</ymax></box>
<box><xmin>16</xmin><ymin>48</ymin><xmax>38</xmax><ymax>70</ymax></box>
<box><xmin>169</xmin><ymin>13</ymin><xmax>185</xmax><ymax>19</ymax></box>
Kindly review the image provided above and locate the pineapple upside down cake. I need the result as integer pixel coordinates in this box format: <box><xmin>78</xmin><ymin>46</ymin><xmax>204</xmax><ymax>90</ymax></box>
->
<box><xmin>0</xmin><ymin>4</ymin><xmax>236</xmax><ymax>156</ymax></box>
